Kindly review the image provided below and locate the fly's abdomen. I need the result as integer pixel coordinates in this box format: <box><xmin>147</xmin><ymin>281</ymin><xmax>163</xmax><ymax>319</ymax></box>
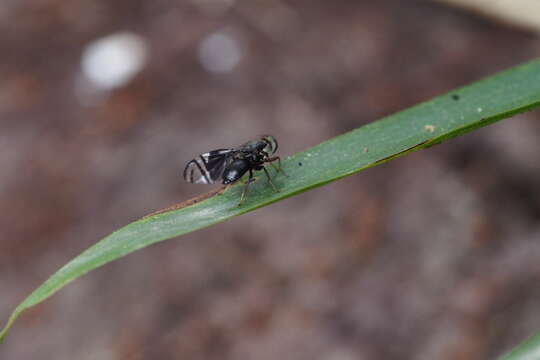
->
<box><xmin>222</xmin><ymin>159</ymin><xmax>250</xmax><ymax>185</ymax></box>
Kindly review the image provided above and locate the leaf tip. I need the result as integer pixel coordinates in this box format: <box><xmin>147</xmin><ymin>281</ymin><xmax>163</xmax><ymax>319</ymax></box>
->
<box><xmin>0</xmin><ymin>309</ymin><xmax>25</xmax><ymax>345</ymax></box>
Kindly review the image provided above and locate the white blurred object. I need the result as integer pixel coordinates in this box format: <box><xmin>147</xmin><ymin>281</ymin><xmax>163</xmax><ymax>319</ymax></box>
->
<box><xmin>198</xmin><ymin>32</ymin><xmax>242</xmax><ymax>74</ymax></box>
<box><xmin>436</xmin><ymin>0</ymin><xmax>540</xmax><ymax>32</ymax></box>
<box><xmin>81</xmin><ymin>32</ymin><xmax>148</xmax><ymax>90</ymax></box>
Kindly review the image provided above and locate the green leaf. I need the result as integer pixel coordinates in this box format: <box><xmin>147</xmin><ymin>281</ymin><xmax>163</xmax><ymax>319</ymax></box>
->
<box><xmin>500</xmin><ymin>332</ymin><xmax>540</xmax><ymax>360</ymax></box>
<box><xmin>2</xmin><ymin>58</ymin><xmax>540</xmax><ymax>347</ymax></box>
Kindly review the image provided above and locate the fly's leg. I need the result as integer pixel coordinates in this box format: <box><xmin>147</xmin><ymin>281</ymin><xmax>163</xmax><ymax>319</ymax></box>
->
<box><xmin>263</xmin><ymin>166</ymin><xmax>279</xmax><ymax>193</ymax></box>
<box><xmin>266</xmin><ymin>156</ymin><xmax>288</xmax><ymax>177</ymax></box>
<box><xmin>238</xmin><ymin>170</ymin><xmax>254</xmax><ymax>206</ymax></box>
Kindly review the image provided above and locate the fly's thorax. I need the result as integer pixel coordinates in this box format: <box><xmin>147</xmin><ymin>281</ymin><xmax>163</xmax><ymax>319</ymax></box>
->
<box><xmin>240</xmin><ymin>140</ymin><xmax>265</xmax><ymax>152</ymax></box>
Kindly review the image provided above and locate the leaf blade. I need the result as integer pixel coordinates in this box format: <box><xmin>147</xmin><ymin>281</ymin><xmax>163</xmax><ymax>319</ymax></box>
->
<box><xmin>3</xmin><ymin>58</ymin><xmax>540</xmax><ymax>344</ymax></box>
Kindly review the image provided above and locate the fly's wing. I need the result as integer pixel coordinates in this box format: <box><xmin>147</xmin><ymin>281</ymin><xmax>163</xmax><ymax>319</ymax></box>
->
<box><xmin>183</xmin><ymin>149</ymin><xmax>233</xmax><ymax>184</ymax></box>
<box><xmin>205</xmin><ymin>149</ymin><xmax>235</xmax><ymax>180</ymax></box>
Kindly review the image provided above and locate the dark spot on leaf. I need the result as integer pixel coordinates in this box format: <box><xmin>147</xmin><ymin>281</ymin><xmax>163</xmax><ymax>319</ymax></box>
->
<box><xmin>452</xmin><ymin>94</ymin><xmax>460</xmax><ymax>101</ymax></box>
<box><xmin>298</xmin><ymin>162</ymin><xmax>303</xmax><ymax>166</ymax></box>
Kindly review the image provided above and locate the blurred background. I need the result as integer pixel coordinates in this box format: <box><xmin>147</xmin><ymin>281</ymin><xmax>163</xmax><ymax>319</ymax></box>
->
<box><xmin>1</xmin><ymin>1</ymin><xmax>540</xmax><ymax>359</ymax></box>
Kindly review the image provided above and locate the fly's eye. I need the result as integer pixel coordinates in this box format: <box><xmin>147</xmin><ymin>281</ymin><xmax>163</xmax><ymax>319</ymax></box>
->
<box><xmin>261</xmin><ymin>135</ymin><xmax>278</xmax><ymax>154</ymax></box>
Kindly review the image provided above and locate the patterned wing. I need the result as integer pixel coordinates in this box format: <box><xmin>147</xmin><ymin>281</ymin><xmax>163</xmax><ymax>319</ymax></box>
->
<box><xmin>183</xmin><ymin>149</ymin><xmax>234</xmax><ymax>184</ymax></box>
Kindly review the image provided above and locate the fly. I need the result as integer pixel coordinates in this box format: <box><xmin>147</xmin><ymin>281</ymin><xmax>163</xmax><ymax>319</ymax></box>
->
<box><xmin>183</xmin><ymin>135</ymin><xmax>286</xmax><ymax>205</ymax></box>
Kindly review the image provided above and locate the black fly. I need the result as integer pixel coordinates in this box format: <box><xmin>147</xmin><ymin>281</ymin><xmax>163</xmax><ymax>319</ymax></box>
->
<box><xmin>183</xmin><ymin>135</ymin><xmax>286</xmax><ymax>205</ymax></box>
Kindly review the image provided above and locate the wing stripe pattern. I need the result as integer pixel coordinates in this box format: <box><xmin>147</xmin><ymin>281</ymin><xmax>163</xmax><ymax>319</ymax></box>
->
<box><xmin>183</xmin><ymin>149</ymin><xmax>233</xmax><ymax>184</ymax></box>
